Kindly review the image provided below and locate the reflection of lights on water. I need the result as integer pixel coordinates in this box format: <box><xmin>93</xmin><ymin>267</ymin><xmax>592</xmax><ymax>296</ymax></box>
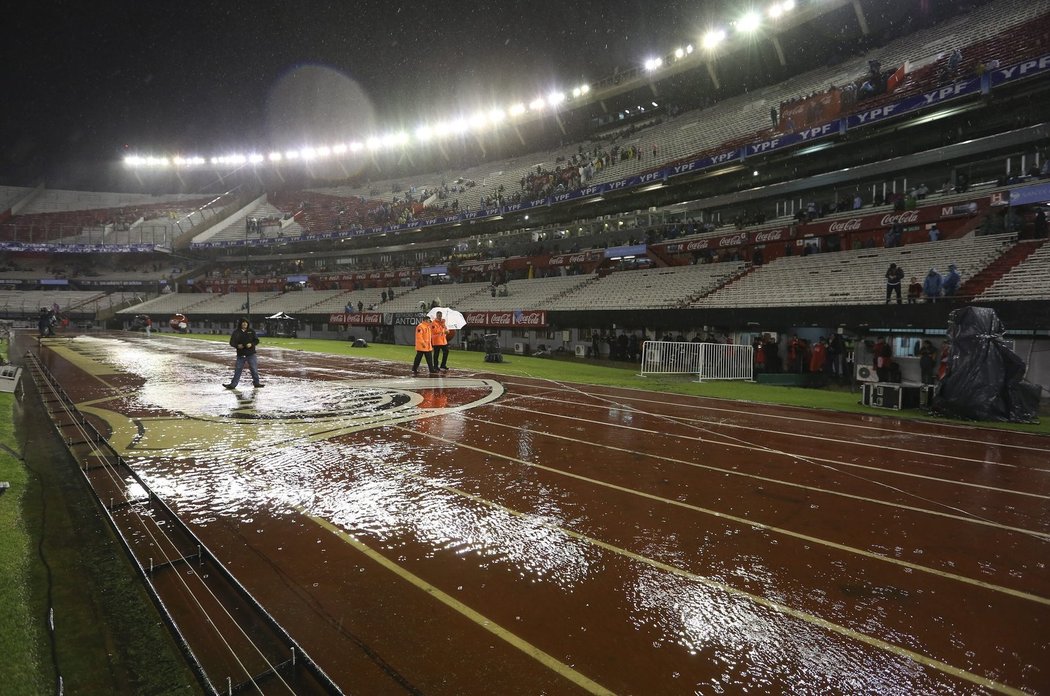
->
<box><xmin>627</xmin><ymin>565</ymin><xmax>942</xmax><ymax>693</ymax></box>
<box><xmin>134</xmin><ymin>437</ymin><xmax>593</xmax><ymax>588</ymax></box>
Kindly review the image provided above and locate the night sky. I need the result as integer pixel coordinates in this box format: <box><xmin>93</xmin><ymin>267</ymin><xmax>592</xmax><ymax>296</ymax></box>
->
<box><xmin>1</xmin><ymin>0</ymin><xmax>728</xmax><ymax>184</ymax></box>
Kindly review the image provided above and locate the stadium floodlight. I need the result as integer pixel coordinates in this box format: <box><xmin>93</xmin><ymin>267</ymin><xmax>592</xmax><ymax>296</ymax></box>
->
<box><xmin>572</xmin><ymin>87</ymin><xmax>582</xmax><ymax>97</ymax></box>
<box><xmin>580</xmin><ymin>83</ymin><xmax>590</xmax><ymax>94</ymax></box>
<box><xmin>509</xmin><ymin>102</ymin><xmax>527</xmax><ymax>116</ymax></box>
<box><xmin>702</xmin><ymin>28</ymin><xmax>726</xmax><ymax>50</ymax></box>
<box><xmin>469</xmin><ymin>111</ymin><xmax>488</xmax><ymax>129</ymax></box>
<box><xmin>249</xmin><ymin>153</ymin><xmax>264</xmax><ymax>164</ymax></box>
<box><xmin>210</xmin><ymin>156</ymin><xmax>220</xmax><ymax>165</ymax></box>
<box><xmin>285</xmin><ymin>150</ymin><xmax>300</xmax><ymax>160</ymax></box>
<box><xmin>489</xmin><ymin>107</ymin><xmax>506</xmax><ymax>124</ymax></box>
<box><xmin>315</xmin><ymin>146</ymin><xmax>331</xmax><ymax>157</ymax></box>
<box><xmin>416</xmin><ymin>125</ymin><xmax>434</xmax><ymax>142</ymax></box>
<box><xmin>268</xmin><ymin>152</ymin><xmax>282</xmax><ymax>161</ymax></box>
<box><xmin>529</xmin><ymin>97</ymin><xmax>545</xmax><ymax>111</ymax></box>
<box><xmin>737</xmin><ymin>11</ymin><xmax>761</xmax><ymax>33</ymax></box>
<box><xmin>365</xmin><ymin>137</ymin><xmax>381</xmax><ymax>151</ymax></box>
<box><xmin>686</xmin><ymin>44</ymin><xmax>694</xmax><ymax>54</ymax></box>
<box><xmin>675</xmin><ymin>47</ymin><xmax>684</xmax><ymax>59</ymax></box>
<box><xmin>652</xmin><ymin>101</ymin><xmax>659</xmax><ymax>107</ymax></box>
<box><xmin>450</xmin><ymin>118</ymin><xmax>469</xmax><ymax>134</ymax></box>
<box><xmin>769</xmin><ymin>0</ymin><xmax>795</xmax><ymax>18</ymax></box>
<box><xmin>332</xmin><ymin>143</ymin><xmax>348</xmax><ymax>154</ymax></box>
<box><xmin>349</xmin><ymin>141</ymin><xmax>364</xmax><ymax>152</ymax></box>
<box><xmin>548</xmin><ymin>91</ymin><xmax>565</xmax><ymax>106</ymax></box>
<box><xmin>644</xmin><ymin>57</ymin><xmax>663</xmax><ymax>71</ymax></box>
<box><xmin>301</xmin><ymin>147</ymin><xmax>317</xmax><ymax>160</ymax></box>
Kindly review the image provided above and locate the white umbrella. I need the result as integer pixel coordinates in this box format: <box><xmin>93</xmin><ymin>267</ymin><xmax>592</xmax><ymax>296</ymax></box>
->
<box><xmin>427</xmin><ymin>307</ymin><xmax>467</xmax><ymax>330</ymax></box>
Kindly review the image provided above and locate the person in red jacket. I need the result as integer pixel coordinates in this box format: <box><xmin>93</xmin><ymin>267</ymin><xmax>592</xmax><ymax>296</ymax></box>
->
<box><xmin>412</xmin><ymin>314</ymin><xmax>436</xmax><ymax>376</ymax></box>
<box><xmin>809</xmin><ymin>337</ymin><xmax>827</xmax><ymax>373</ymax></box>
<box><xmin>431</xmin><ymin>311</ymin><xmax>450</xmax><ymax>372</ymax></box>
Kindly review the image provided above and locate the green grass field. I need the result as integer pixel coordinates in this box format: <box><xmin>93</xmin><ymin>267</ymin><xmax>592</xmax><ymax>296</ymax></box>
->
<box><xmin>0</xmin><ymin>392</ymin><xmax>51</xmax><ymax>695</ymax></box>
<box><xmin>187</xmin><ymin>332</ymin><xmax>1050</xmax><ymax>435</ymax></box>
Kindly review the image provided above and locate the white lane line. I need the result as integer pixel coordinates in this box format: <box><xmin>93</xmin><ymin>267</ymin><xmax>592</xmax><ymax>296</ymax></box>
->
<box><xmin>468</xmin><ymin>412</ymin><xmax>1050</xmax><ymax>541</ymax></box>
<box><xmin>499</xmin><ymin>378</ymin><xmax>1050</xmax><ymax>455</ymax></box>
<box><xmin>396</xmin><ymin>426</ymin><xmax>1035</xmax><ymax>696</ymax></box>
<box><xmin>492</xmin><ymin>401</ymin><xmax>1050</xmax><ymax>499</ymax></box>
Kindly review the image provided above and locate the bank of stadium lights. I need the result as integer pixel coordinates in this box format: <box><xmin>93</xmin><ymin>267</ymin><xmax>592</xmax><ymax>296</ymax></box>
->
<box><xmin>702</xmin><ymin>28</ymin><xmax>727</xmax><ymax>50</ymax></box>
<box><xmin>736</xmin><ymin>10</ymin><xmax>763</xmax><ymax>33</ymax></box>
<box><xmin>768</xmin><ymin>0</ymin><xmax>796</xmax><ymax>19</ymax></box>
<box><xmin>123</xmin><ymin>0</ymin><xmax>797</xmax><ymax>170</ymax></box>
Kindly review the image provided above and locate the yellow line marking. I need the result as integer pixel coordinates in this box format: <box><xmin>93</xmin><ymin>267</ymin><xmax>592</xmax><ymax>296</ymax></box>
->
<box><xmin>473</xmin><ymin>412</ymin><xmax>1050</xmax><ymax>542</ymax></box>
<box><xmin>309</xmin><ymin>516</ymin><xmax>615</xmax><ymax>696</ymax></box>
<box><xmin>392</xmin><ymin>428</ymin><xmax>1033</xmax><ymax>692</ymax></box>
<box><xmin>494</xmin><ymin>402</ymin><xmax>1050</xmax><ymax>500</ymax></box>
<box><xmin>396</xmin><ymin>424</ymin><xmax>1050</xmax><ymax>607</ymax></box>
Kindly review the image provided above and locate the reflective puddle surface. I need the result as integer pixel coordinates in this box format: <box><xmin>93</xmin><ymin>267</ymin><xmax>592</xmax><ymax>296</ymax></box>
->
<box><xmin>31</xmin><ymin>334</ymin><xmax>1050</xmax><ymax>694</ymax></box>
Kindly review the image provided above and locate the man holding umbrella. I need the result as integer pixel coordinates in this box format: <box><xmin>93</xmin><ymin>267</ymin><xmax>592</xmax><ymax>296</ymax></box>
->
<box><xmin>427</xmin><ymin>307</ymin><xmax>467</xmax><ymax>372</ymax></box>
<box><xmin>432</xmin><ymin>310</ymin><xmax>450</xmax><ymax>372</ymax></box>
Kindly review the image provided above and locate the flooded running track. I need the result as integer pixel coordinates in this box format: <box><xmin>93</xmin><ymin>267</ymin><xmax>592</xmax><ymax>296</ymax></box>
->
<box><xmin>23</xmin><ymin>333</ymin><xmax>1050</xmax><ymax>695</ymax></box>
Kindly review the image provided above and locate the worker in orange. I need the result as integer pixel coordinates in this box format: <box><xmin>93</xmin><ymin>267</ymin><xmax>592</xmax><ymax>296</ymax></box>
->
<box><xmin>412</xmin><ymin>313</ymin><xmax>437</xmax><ymax>376</ymax></box>
<box><xmin>432</xmin><ymin>310</ymin><xmax>450</xmax><ymax>372</ymax></box>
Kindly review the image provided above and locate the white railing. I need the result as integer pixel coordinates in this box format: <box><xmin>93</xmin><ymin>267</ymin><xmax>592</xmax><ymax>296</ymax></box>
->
<box><xmin>640</xmin><ymin>341</ymin><xmax>754</xmax><ymax>381</ymax></box>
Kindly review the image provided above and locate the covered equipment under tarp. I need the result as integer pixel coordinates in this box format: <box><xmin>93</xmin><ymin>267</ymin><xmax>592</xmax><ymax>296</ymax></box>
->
<box><xmin>264</xmin><ymin>312</ymin><xmax>298</xmax><ymax>338</ymax></box>
<box><xmin>483</xmin><ymin>333</ymin><xmax>503</xmax><ymax>363</ymax></box>
<box><xmin>933</xmin><ymin>306</ymin><xmax>1041</xmax><ymax>423</ymax></box>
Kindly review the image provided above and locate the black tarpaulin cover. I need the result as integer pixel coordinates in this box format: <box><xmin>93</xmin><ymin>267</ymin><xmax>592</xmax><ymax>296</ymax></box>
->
<box><xmin>934</xmin><ymin>306</ymin><xmax>1041</xmax><ymax>422</ymax></box>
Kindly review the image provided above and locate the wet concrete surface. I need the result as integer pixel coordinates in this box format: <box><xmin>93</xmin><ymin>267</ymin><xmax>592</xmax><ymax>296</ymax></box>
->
<box><xmin>19</xmin><ymin>332</ymin><xmax>1050</xmax><ymax>695</ymax></box>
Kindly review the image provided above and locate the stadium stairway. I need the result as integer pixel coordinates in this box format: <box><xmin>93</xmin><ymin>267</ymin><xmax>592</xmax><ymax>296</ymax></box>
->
<box><xmin>961</xmin><ymin>238</ymin><xmax>1048</xmax><ymax>297</ymax></box>
<box><xmin>690</xmin><ymin>264</ymin><xmax>755</xmax><ymax>304</ymax></box>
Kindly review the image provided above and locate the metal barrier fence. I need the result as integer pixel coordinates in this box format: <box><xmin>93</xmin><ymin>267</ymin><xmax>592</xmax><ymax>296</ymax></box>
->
<box><xmin>640</xmin><ymin>341</ymin><xmax>754</xmax><ymax>381</ymax></box>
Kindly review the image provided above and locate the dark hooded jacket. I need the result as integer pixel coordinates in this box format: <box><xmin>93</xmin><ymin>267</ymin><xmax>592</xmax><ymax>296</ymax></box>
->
<box><xmin>229</xmin><ymin>319</ymin><xmax>260</xmax><ymax>357</ymax></box>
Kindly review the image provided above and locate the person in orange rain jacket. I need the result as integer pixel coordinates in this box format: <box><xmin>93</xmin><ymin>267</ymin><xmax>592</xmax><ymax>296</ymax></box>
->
<box><xmin>412</xmin><ymin>314</ymin><xmax>436</xmax><ymax>376</ymax></box>
<box><xmin>431</xmin><ymin>311</ymin><xmax>450</xmax><ymax>372</ymax></box>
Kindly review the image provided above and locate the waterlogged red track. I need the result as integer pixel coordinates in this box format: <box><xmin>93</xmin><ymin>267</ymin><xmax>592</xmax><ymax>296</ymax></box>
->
<box><xmin>28</xmin><ymin>333</ymin><xmax>1050</xmax><ymax>695</ymax></box>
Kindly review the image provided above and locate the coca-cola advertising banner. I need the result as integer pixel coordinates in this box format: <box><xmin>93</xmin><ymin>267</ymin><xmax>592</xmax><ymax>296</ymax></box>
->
<box><xmin>549</xmin><ymin>250</ymin><xmax>605</xmax><ymax>266</ymax></box>
<box><xmin>328</xmin><ymin>312</ymin><xmax>383</xmax><ymax>325</ymax></box>
<box><xmin>459</xmin><ymin>260</ymin><xmax>504</xmax><ymax>272</ymax></box>
<box><xmin>462</xmin><ymin>310</ymin><xmax>548</xmax><ymax>328</ymax></box>
<box><xmin>659</xmin><ymin>228</ymin><xmax>791</xmax><ymax>254</ymax></box>
<box><xmin>803</xmin><ymin>203</ymin><xmax>979</xmax><ymax>236</ymax></box>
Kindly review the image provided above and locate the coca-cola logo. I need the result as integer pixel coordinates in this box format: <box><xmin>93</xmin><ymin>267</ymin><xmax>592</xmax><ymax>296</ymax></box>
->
<box><xmin>686</xmin><ymin>240</ymin><xmax>711</xmax><ymax>251</ymax></box>
<box><xmin>515</xmin><ymin>312</ymin><xmax>545</xmax><ymax>325</ymax></box>
<box><xmin>463</xmin><ymin>312</ymin><xmax>488</xmax><ymax>323</ymax></box>
<box><xmin>490</xmin><ymin>313</ymin><xmax>513</xmax><ymax>325</ymax></box>
<box><xmin>880</xmin><ymin>211</ymin><xmax>919</xmax><ymax>226</ymax></box>
<box><xmin>754</xmin><ymin>229</ymin><xmax>785</xmax><ymax>242</ymax></box>
<box><xmin>719</xmin><ymin>233</ymin><xmax>748</xmax><ymax>247</ymax></box>
<box><xmin>829</xmin><ymin>218</ymin><xmax>862</xmax><ymax>232</ymax></box>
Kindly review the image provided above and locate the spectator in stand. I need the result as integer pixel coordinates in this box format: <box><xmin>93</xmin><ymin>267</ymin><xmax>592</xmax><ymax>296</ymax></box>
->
<box><xmin>942</xmin><ymin>264</ymin><xmax>961</xmax><ymax>297</ymax></box>
<box><xmin>809</xmin><ymin>337</ymin><xmax>827</xmax><ymax>374</ymax></box>
<box><xmin>873</xmin><ymin>336</ymin><xmax>892</xmax><ymax>382</ymax></box>
<box><xmin>828</xmin><ymin>333</ymin><xmax>845</xmax><ymax>380</ymax></box>
<box><xmin>770</xmin><ymin>106</ymin><xmax>778</xmax><ymax>129</ymax></box>
<box><xmin>928</xmin><ymin>223</ymin><xmax>940</xmax><ymax>241</ymax></box>
<box><xmin>947</xmin><ymin>48</ymin><xmax>962</xmax><ymax>76</ymax></box>
<box><xmin>907</xmin><ymin>276</ymin><xmax>923</xmax><ymax>304</ymax></box>
<box><xmin>1035</xmin><ymin>208</ymin><xmax>1048</xmax><ymax>239</ymax></box>
<box><xmin>918</xmin><ymin>339</ymin><xmax>938</xmax><ymax>385</ymax></box>
<box><xmin>787</xmin><ymin>334</ymin><xmax>802</xmax><ymax>373</ymax></box>
<box><xmin>853</xmin><ymin>192</ymin><xmax>863</xmax><ymax>210</ymax></box>
<box><xmin>884</xmin><ymin>262</ymin><xmax>904</xmax><ymax>304</ymax></box>
<box><xmin>923</xmin><ymin>268</ymin><xmax>943</xmax><ymax>302</ymax></box>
